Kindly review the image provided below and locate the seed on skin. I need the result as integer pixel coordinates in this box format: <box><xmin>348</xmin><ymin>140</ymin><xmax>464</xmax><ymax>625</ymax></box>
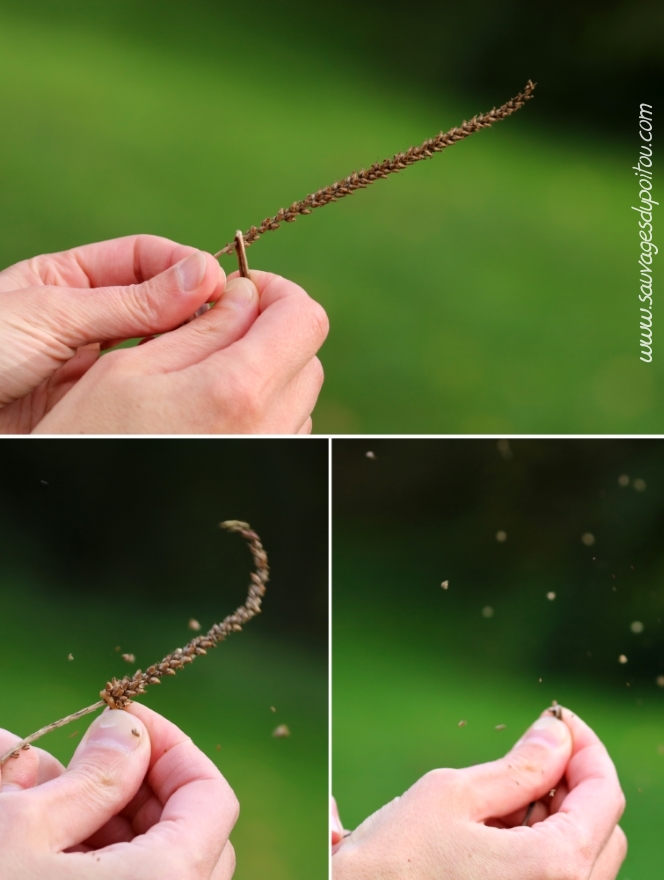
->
<box><xmin>549</xmin><ymin>789</ymin><xmax>556</xmax><ymax>797</ymax></box>
<box><xmin>272</xmin><ymin>724</ymin><xmax>290</xmax><ymax>738</ymax></box>
<box><xmin>122</xmin><ymin>653</ymin><xmax>136</xmax><ymax>664</ymax></box>
<box><xmin>482</xmin><ymin>606</ymin><xmax>494</xmax><ymax>618</ymax></box>
<box><xmin>581</xmin><ymin>533</ymin><xmax>595</xmax><ymax>546</ymax></box>
<box><xmin>633</xmin><ymin>478</ymin><xmax>646</xmax><ymax>492</ymax></box>
<box><xmin>546</xmin><ymin>592</ymin><xmax>556</xmax><ymax>601</ymax></box>
<box><xmin>618</xmin><ymin>655</ymin><xmax>628</xmax><ymax>664</ymax></box>
<box><xmin>496</xmin><ymin>530</ymin><xmax>507</xmax><ymax>542</ymax></box>
<box><xmin>188</xmin><ymin>619</ymin><xmax>201</xmax><ymax>631</ymax></box>
<box><xmin>630</xmin><ymin>621</ymin><xmax>644</xmax><ymax>634</ymax></box>
<box><xmin>131</xmin><ymin>728</ymin><xmax>140</xmax><ymax>737</ymax></box>
<box><xmin>441</xmin><ymin>580</ymin><xmax>449</xmax><ymax>590</ymax></box>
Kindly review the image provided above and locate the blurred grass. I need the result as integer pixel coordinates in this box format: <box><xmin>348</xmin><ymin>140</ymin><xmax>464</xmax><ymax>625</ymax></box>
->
<box><xmin>0</xmin><ymin>9</ymin><xmax>658</xmax><ymax>433</ymax></box>
<box><xmin>0</xmin><ymin>576</ymin><xmax>327</xmax><ymax>880</ymax></box>
<box><xmin>333</xmin><ymin>538</ymin><xmax>664</xmax><ymax>880</ymax></box>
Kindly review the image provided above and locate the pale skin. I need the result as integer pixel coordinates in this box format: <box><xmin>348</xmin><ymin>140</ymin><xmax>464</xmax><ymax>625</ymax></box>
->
<box><xmin>332</xmin><ymin>707</ymin><xmax>627</xmax><ymax>880</ymax></box>
<box><xmin>0</xmin><ymin>703</ymin><xmax>238</xmax><ymax>880</ymax></box>
<box><xmin>0</xmin><ymin>234</ymin><xmax>329</xmax><ymax>434</ymax></box>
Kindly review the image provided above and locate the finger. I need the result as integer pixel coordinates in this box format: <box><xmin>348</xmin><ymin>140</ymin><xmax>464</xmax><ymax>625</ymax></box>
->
<box><xmin>211</xmin><ymin>841</ymin><xmax>237</xmax><ymax>880</ymax></box>
<box><xmin>589</xmin><ymin>826</ymin><xmax>628</xmax><ymax>880</ymax></box>
<box><xmin>20</xmin><ymin>709</ymin><xmax>150</xmax><ymax>851</ymax></box>
<box><xmin>132</xmin><ymin>276</ymin><xmax>259</xmax><ymax>372</ymax></box>
<box><xmin>0</xmin><ymin>732</ymin><xmax>64</xmax><ymax>791</ymax></box>
<box><xmin>458</xmin><ymin>714</ymin><xmax>572</xmax><ymax>822</ymax></box>
<box><xmin>6</xmin><ymin>251</ymin><xmax>224</xmax><ymax>352</ymax></box>
<box><xmin>205</xmin><ymin>270</ymin><xmax>328</xmax><ymax>397</ymax></box>
<box><xmin>261</xmin><ymin>356</ymin><xmax>325</xmax><ymax>433</ymax></box>
<box><xmin>298</xmin><ymin>416</ymin><xmax>313</xmax><ymax>434</ymax></box>
<box><xmin>542</xmin><ymin>707</ymin><xmax>625</xmax><ymax>857</ymax></box>
<box><xmin>2</xmin><ymin>234</ymin><xmax>203</xmax><ymax>290</ymax></box>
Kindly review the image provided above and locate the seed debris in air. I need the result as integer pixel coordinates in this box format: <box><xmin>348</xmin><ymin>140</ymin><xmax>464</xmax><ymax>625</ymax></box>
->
<box><xmin>188</xmin><ymin>619</ymin><xmax>201</xmax><ymax>631</ymax></box>
<box><xmin>633</xmin><ymin>478</ymin><xmax>647</xmax><ymax>491</ymax></box>
<box><xmin>618</xmin><ymin>655</ymin><xmax>628</xmax><ymax>664</ymax></box>
<box><xmin>656</xmin><ymin>676</ymin><xmax>664</xmax><ymax>687</ymax></box>
<box><xmin>68</xmin><ymin>730</ymin><xmax>79</xmax><ymax>739</ymax></box>
<box><xmin>121</xmin><ymin>653</ymin><xmax>136</xmax><ymax>664</ymax></box>
<box><xmin>630</xmin><ymin>621</ymin><xmax>644</xmax><ymax>634</ymax></box>
<box><xmin>495</xmin><ymin>724</ymin><xmax>506</xmax><ymax>731</ymax></box>
<box><xmin>270</xmin><ymin>706</ymin><xmax>276</xmax><ymax>713</ymax></box>
<box><xmin>618</xmin><ymin>475</ymin><xmax>630</xmax><ymax>487</ymax></box>
<box><xmin>365</xmin><ymin>451</ymin><xmax>376</xmax><ymax>460</ymax></box>
<box><xmin>441</xmin><ymin>580</ymin><xmax>449</xmax><ymax>590</ymax></box>
<box><xmin>497</xmin><ymin>439</ymin><xmax>513</xmax><ymax>460</ymax></box>
<box><xmin>482</xmin><ymin>606</ymin><xmax>494</xmax><ymax>618</ymax></box>
<box><xmin>67</xmin><ymin>653</ymin><xmax>74</xmax><ymax>661</ymax></box>
<box><xmin>546</xmin><ymin>592</ymin><xmax>556</xmax><ymax>601</ymax></box>
<box><xmin>272</xmin><ymin>724</ymin><xmax>290</xmax><ymax>738</ymax></box>
<box><xmin>581</xmin><ymin>533</ymin><xmax>595</xmax><ymax>546</ymax></box>
<box><xmin>496</xmin><ymin>531</ymin><xmax>507</xmax><ymax>542</ymax></box>
<box><xmin>458</xmin><ymin>720</ymin><xmax>467</xmax><ymax>727</ymax></box>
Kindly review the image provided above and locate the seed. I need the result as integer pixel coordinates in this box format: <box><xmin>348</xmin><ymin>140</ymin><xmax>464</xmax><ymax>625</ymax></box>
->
<box><xmin>458</xmin><ymin>720</ymin><xmax>467</xmax><ymax>727</ymax></box>
<box><xmin>131</xmin><ymin>728</ymin><xmax>140</xmax><ymax>737</ymax></box>
<box><xmin>495</xmin><ymin>724</ymin><xmax>506</xmax><ymax>731</ymax></box>
<box><xmin>496</xmin><ymin>531</ymin><xmax>507</xmax><ymax>542</ymax></box>
<box><xmin>581</xmin><ymin>533</ymin><xmax>595</xmax><ymax>546</ymax></box>
<box><xmin>618</xmin><ymin>655</ymin><xmax>628</xmax><ymax>664</ymax></box>
<box><xmin>67</xmin><ymin>653</ymin><xmax>74</xmax><ymax>661</ymax></box>
<box><xmin>272</xmin><ymin>724</ymin><xmax>290</xmax><ymax>738</ymax></box>
<box><xmin>630</xmin><ymin>621</ymin><xmax>644</xmax><ymax>634</ymax></box>
<box><xmin>482</xmin><ymin>606</ymin><xmax>494</xmax><ymax>618</ymax></box>
<box><xmin>441</xmin><ymin>580</ymin><xmax>449</xmax><ymax>590</ymax></box>
<box><xmin>633</xmin><ymin>478</ymin><xmax>646</xmax><ymax>491</ymax></box>
<box><xmin>546</xmin><ymin>592</ymin><xmax>556</xmax><ymax>601</ymax></box>
<box><xmin>188</xmin><ymin>619</ymin><xmax>201</xmax><ymax>631</ymax></box>
<box><xmin>618</xmin><ymin>474</ymin><xmax>630</xmax><ymax>487</ymax></box>
<box><xmin>365</xmin><ymin>451</ymin><xmax>376</xmax><ymax>460</ymax></box>
<box><xmin>121</xmin><ymin>653</ymin><xmax>136</xmax><ymax>664</ymax></box>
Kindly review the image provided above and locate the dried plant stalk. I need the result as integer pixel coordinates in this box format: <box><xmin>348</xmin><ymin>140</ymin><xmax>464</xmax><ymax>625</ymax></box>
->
<box><xmin>214</xmin><ymin>81</ymin><xmax>535</xmax><ymax>258</ymax></box>
<box><xmin>0</xmin><ymin>521</ymin><xmax>268</xmax><ymax>765</ymax></box>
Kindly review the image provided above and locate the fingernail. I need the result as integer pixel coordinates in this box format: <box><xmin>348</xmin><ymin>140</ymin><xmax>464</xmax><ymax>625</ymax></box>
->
<box><xmin>81</xmin><ymin>711</ymin><xmax>142</xmax><ymax>754</ymax></box>
<box><xmin>0</xmin><ymin>783</ymin><xmax>22</xmax><ymax>793</ymax></box>
<box><xmin>216</xmin><ymin>277</ymin><xmax>256</xmax><ymax>310</ymax></box>
<box><xmin>516</xmin><ymin>715</ymin><xmax>568</xmax><ymax>748</ymax></box>
<box><xmin>176</xmin><ymin>252</ymin><xmax>207</xmax><ymax>292</ymax></box>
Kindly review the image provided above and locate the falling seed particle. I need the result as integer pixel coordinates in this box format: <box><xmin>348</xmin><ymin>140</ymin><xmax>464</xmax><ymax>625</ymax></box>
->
<box><xmin>496</xmin><ymin>530</ymin><xmax>507</xmax><ymax>542</ymax></box>
<box><xmin>122</xmin><ymin>653</ymin><xmax>136</xmax><ymax>664</ymax></box>
<box><xmin>68</xmin><ymin>730</ymin><xmax>79</xmax><ymax>738</ymax></box>
<box><xmin>482</xmin><ymin>606</ymin><xmax>494</xmax><ymax>618</ymax></box>
<box><xmin>633</xmin><ymin>478</ymin><xmax>646</xmax><ymax>492</ymax></box>
<box><xmin>67</xmin><ymin>653</ymin><xmax>74</xmax><ymax>661</ymax></box>
<box><xmin>549</xmin><ymin>789</ymin><xmax>556</xmax><ymax>797</ymax></box>
<box><xmin>114</xmin><ymin>646</ymin><xmax>121</xmax><ymax>652</ymax></box>
<box><xmin>495</xmin><ymin>724</ymin><xmax>506</xmax><ymax>731</ymax></box>
<box><xmin>630</xmin><ymin>621</ymin><xmax>644</xmax><ymax>634</ymax></box>
<box><xmin>546</xmin><ymin>592</ymin><xmax>556</xmax><ymax>601</ymax></box>
<box><xmin>458</xmin><ymin>720</ymin><xmax>467</xmax><ymax>727</ymax></box>
<box><xmin>270</xmin><ymin>706</ymin><xmax>276</xmax><ymax>713</ymax></box>
<box><xmin>619</xmin><ymin>655</ymin><xmax>628</xmax><ymax>664</ymax></box>
<box><xmin>656</xmin><ymin>676</ymin><xmax>664</xmax><ymax>687</ymax></box>
<box><xmin>581</xmin><ymin>533</ymin><xmax>595</xmax><ymax>546</ymax></box>
<box><xmin>618</xmin><ymin>475</ymin><xmax>630</xmax><ymax>487</ymax></box>
<box><xmin>497</xmin><ymin>439</ymin><xmax>512</xmax><ymax>460</ymax></box>
<box><xmin>40</xmin><ymin>480</ymin><xmax>48</xmax><ymax>485</ymax></box>
<box><xmin>365</xmin><ymin>451</ymin><xmax>376</xmax><ymax>460</ymax></box>
<box><xmin>272</xmin><ymin>724</ymin><xmax>290</xmax><ymax>738</ymax></box>
<box><xmin>538</xmin><ymin>678</ymin><xmax>542</xmax><ymax>683</ymax></box>
<box><xmin>216</xmin><ymin>744</ymin><xmax>221</xmax><ymax>751</ymax></box>
<box><xmin>441</xmin><ymin>580</ymin><xmax>449</xmax><ymax>590</ymax></box>
<box><xmin>188</xmin><ymin>619</ymin><xmax>201</xmax><ymax>631</ymax></box>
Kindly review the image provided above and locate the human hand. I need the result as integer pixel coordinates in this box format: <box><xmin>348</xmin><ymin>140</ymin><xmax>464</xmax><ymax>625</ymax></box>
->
<box><xmin>0</xmin><ymin>703</ymin><xmax>238</xmax><ymax>879</ymax></box>
<box><xmin>332</xmin><ymin>707</ymin><xmax>626</xmax><ymax>879</ymax></box>
<box><xmin>0</xmin><ymin>235</ymin><xmax>328</xmax><ymax>434</ymax></box>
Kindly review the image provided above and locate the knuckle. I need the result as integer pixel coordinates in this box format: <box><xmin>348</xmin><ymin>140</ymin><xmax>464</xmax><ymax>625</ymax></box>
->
<box><xmin>306</xmin><ymin>299</ymin><xmax>330</xmax><ymax>346</ymax></box>
<box><xmin>416</xmin><ymin>767</ymin><xmax>462</xmax><ymax>801</ymax></box>
<box><xmin>212</xmin><ymin>365</ymin><xmax>267</xmax><ymax>429</ymax></box>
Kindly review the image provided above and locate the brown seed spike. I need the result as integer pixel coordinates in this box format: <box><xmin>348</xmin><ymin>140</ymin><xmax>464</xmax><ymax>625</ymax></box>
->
<box><xmin>0</xmin><ymin>521</ymin><xmax>270</xmax><ymax>765</ymax></box>
<box><xmin>213</xmin><ymin>83</ymin><xmax>535</xmax><ymax>258</ymax></box>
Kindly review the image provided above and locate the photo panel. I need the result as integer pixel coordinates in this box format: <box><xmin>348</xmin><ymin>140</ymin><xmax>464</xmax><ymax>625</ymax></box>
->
<box><xmin>0</xmin><ymin>438</ymin><xmax>329</xmax><ymax>880</ymax></box>
<box><xmin>332</xmin><ymin>438</ymin><xmax>663</xmax><ymax>880</ymax></box>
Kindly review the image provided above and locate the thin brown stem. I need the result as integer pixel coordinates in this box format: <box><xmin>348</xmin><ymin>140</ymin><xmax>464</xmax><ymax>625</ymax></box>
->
<box><xmin>213</xmin><ymin>81</ymin><xmax>535</xmax><ymax>259</ymax></box>
<box><xmin>0</xmin><ymin>521</ymin><xmax>269</xmax><ymax>765</ymax></box>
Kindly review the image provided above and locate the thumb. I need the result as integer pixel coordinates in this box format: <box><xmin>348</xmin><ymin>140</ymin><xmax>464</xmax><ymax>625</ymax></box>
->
<box><xmin>462</xmin><ymin>714</ymin><xmax>572</xmax><ymax>822</ymax></box>
<box><xmin>25</xmin><ymin>251</ymin><xmax>222</xmax><ymax>348</ymax></box>
<box><xmin>25</xmin><ymin>709</ymin><xmax>150</xmax><ymax>852</ymax></box>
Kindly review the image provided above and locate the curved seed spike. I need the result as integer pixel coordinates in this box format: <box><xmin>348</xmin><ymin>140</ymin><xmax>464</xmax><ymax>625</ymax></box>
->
<box><xmin>0</xmin><ymin>521</ymin><xmax>269</xmax><ymax>765</ymax></box>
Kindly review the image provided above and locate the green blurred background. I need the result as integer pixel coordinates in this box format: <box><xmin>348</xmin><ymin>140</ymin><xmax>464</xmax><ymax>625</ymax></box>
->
<box><xmin>0</xmin><ymin>0</ymin><xmax>661</xmax><ymax>432</ymax></box>
<box><xmin>333</xmin><ymin>438</ymin><xmax>664</xmax><ymax>880</ymax></box>
<box><xmin>0</xmin><ymin>439</ymin><xmax>328</xmax><ymax>880</ymax></box>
